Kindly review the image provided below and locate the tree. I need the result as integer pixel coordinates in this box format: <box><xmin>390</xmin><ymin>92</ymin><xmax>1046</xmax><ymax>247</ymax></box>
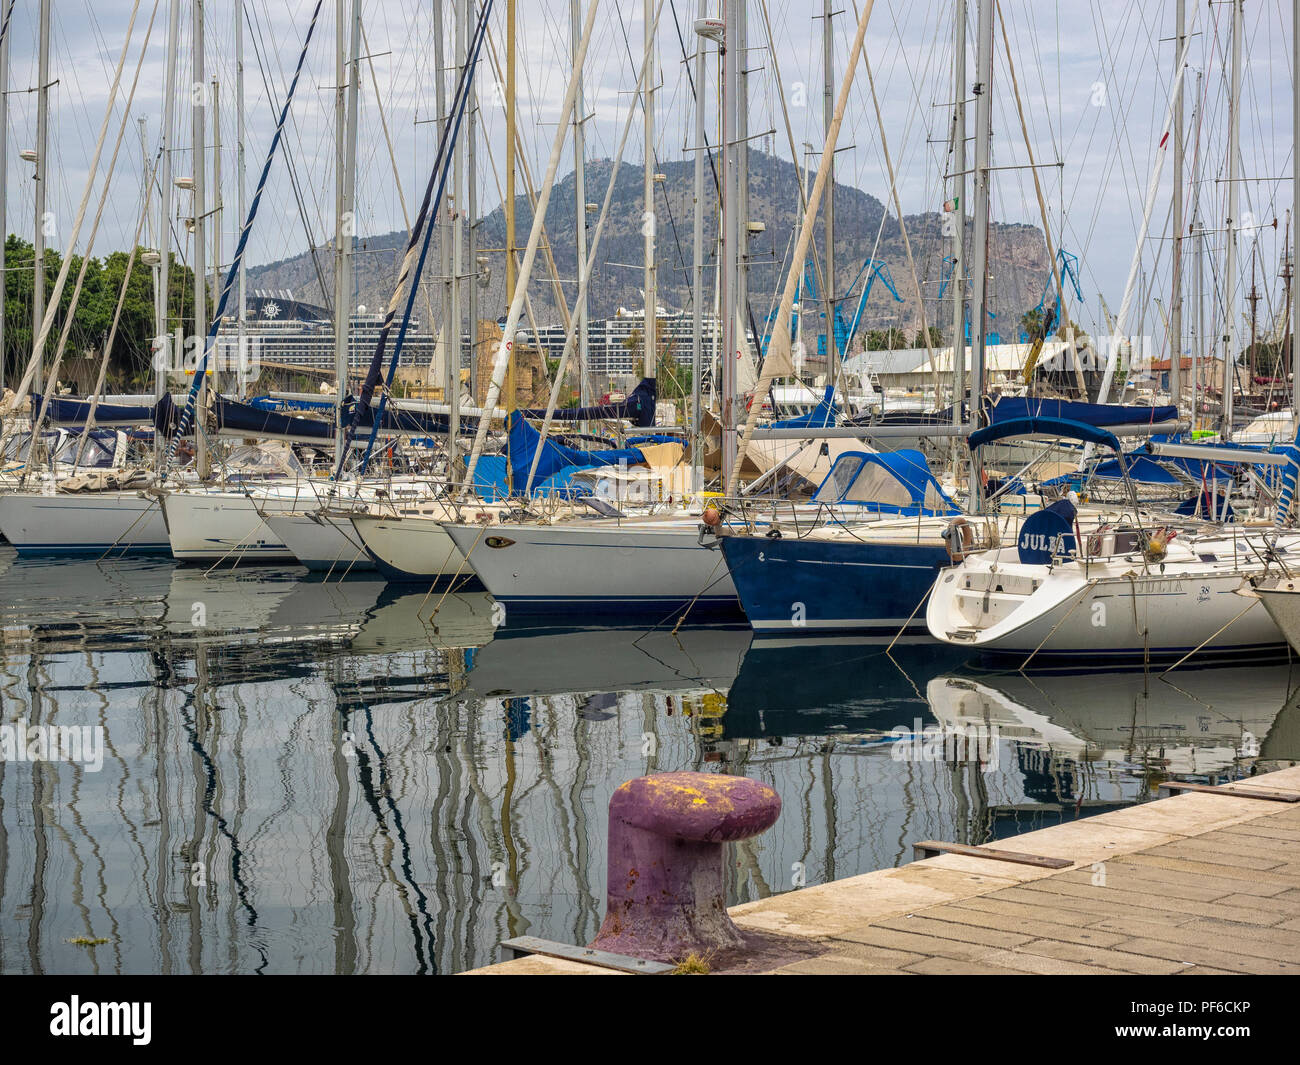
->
<box><xmin>914</xmin><ymin>325</ymin><xmax>943</xmax><ymax>348</ymax></box>
<box><xmin>1020</xmin><ymin>307</ymin><xmax>1046</xmax><ymax>341</ymax></box>
<box><xmin>2</xmin><ymin>235</ymin><xmax>195</xmax><ymax>390</ymax></box>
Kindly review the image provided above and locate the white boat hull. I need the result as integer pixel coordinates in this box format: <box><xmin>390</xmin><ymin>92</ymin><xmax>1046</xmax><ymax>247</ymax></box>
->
<box><xmin>443</xmin><ymin>518</ymin><xmax>739</xmax><ymax>616</ymax></box>
<box><xmin>0</xmin><ymin>490</ymin><xmax>170</xmax><ymax>554</ymax></box>
<box><xmin>928</xmin><ymin>558</ymin><xmax>1285</xmax><ymax>662</ymax></box>
<box><xmin>162</xmin><ymin>489</ymin><xmax>298</xmax><ymax>563</ymax></box>
<box><xmin>264</xmin><ymin>510</ymin><xmax>375</xmax><ymax>572</ymax></box>
<box><xmin>350</xmin><ymin>512</ymin><xmax>470</xmax><ymax>582</ymax></box>
<box><xmin>1254</xmin><ymin>579</ymin><xmax>1300</xmax><ymax>655</ymax></box>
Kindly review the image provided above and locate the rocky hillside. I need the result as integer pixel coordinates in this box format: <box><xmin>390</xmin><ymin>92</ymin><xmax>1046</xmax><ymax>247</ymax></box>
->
<box><xmin>247</xmin><ymin>150</ymin><xmax>1049</xmax><ymax>344</ymax></box>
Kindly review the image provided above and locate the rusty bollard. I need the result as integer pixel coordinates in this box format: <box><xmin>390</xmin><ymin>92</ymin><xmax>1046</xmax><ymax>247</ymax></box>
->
<box><xmin>589</xmin><ymin>771</ymin><xmax>781</xmax><ymax>962</ymax></box>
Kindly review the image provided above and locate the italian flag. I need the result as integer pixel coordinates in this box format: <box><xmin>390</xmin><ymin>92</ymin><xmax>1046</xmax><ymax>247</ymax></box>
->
<box><xmin>942</xmin><ymin>196</ymin><xmax>959</xmax><ymax>212</ymax></box>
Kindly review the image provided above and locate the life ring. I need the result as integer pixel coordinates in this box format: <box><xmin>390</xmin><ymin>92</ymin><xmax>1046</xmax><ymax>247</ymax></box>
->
<box><xmin>943</xmin><ymin>517</ymin><xmax>974</xmax><ymax>563</ymax></box>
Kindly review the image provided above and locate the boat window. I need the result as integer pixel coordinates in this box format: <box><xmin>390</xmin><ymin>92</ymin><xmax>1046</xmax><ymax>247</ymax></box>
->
<box><xmin>2</xmin><ymin>431</ymin><xmax>62</xmax><ymax>461</ymax></box>
<box><xmin>812</xmin><ymin>454</ymin><xmax>866</xmax><ymax>504</ymax></box>
<box><xmin>55</xmin><ymin>430</ymin><xmax>118</xmax><ymax>468</ymax></box>
<box><xmin>1197</xmin><ymin>552</ymin><xmax>1217</xmax><ymax>563</ymax></box>
<box><xmin>840</xmin><ymin>462</ymin><xmax>911</xmax><ymax>507</ymax></box>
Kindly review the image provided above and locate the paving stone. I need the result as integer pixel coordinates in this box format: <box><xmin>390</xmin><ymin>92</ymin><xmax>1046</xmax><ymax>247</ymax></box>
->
<box><xmin>1108</xmin><ymin>937</ymin><xmax>1300</xmax><ymax>975</ymax></box>
<box><xmin>906</xmin><ymin>902</ymin><xmax>1130</xmax><ymax>948</ymax></box>
<box><xmin>874</xmin><ymin>914</ymin><xmax>1034</xmax><ymax>948</ymax></box>
<box><xmin>1013</xmin><ymin>937</ymin><xmax>1191</xmax><ymax>974</ymax></box>
<box><xmin>902</xmin><ymin>955</ymin><xmax>1026</xmax><ymax>975</ymax></box>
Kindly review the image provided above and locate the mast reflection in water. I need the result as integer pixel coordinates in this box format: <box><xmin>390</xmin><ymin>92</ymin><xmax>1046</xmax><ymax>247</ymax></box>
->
<box><xmin>0</xmin><ymin>546</ymin><xmax>1296</xmax><ymax>973</ymax></box>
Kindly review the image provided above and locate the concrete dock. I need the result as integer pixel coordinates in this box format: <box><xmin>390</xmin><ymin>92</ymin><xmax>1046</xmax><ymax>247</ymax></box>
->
<box><xmin>465</xmin><ymin>765</ymin><xmax>1300</xmax><ymax>974</ymax></box>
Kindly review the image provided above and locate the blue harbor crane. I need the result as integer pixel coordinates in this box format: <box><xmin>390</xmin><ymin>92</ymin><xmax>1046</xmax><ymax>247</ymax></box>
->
<box><xmin>763</xmin><ymin>256</ymin><xmax>903</xmax><ymax>359</ymax></box>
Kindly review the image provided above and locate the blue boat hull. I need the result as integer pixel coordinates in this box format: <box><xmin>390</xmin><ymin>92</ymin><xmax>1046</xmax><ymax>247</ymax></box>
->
<box><xmin>719</xmin><ymin>533</ymin><xmax>951</xmax><ymax>634</ymax></box>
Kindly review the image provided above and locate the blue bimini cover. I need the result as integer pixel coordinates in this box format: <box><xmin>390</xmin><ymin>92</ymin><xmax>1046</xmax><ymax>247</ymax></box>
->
<box><xmin>1017</xmin><ymin>498</ymin><xmax>1078</xmax><ymax>564</ymax></box>
<box><xmin>812</xmin><ymin>449</ymin><xmax>960</xmax><ymax>516</ymax></box>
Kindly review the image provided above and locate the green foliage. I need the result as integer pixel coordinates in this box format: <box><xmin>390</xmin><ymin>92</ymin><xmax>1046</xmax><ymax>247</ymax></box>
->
<box><xmin>2</xmin><ymin>234</ymin><xmax>196</xmax><ymax>390</ymax></box>
<box><xmin>866</xmin><ymin>326</ymin><xmax>910</xmax><ymax>351</ymax></box>
<box><xmin>1021</xmin><ymin>307</ymin><xmax>1046</xmax><ymax>341</ymax></box>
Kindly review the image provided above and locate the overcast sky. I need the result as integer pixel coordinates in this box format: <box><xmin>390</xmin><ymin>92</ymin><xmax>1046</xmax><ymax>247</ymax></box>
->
<box><xmin>1</xmin><ymin>0</ymin><xmax>1293</xmax><ymax>347</ymax></box>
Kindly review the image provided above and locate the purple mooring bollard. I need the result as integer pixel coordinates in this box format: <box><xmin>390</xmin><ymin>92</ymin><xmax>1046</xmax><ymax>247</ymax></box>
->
<box><xmin>589</xmin><ymin>771</ymin><xmax>782</xmax><ymax>962</ymax></box>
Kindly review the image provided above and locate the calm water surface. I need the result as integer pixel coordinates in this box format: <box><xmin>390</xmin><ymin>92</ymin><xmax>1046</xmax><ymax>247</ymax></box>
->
<box><xmin>0</xmin><ymin>544</ymin><xmax>1296</xmax><ymax>973</ymax></box>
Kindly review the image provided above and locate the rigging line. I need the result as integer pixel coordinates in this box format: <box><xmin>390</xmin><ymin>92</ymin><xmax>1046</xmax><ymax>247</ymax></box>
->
<box><xmin>72</xmin><ymin>143</ymin><xmax>164</xmax><ymax>469</ymax></box>
<box><xmin>358</xmin><ymin>16</ymin><xmax>441</xmax><ymax>382</ymax></box>
<box><xmin>349</xmin><ymin>0</ymin><xmax>494</xmax><ymax>478</ymax></box>
<box><xmin>166</xmin><ymin>0</ymin><xmax>328</xmax><ymax>468</ymax></box>
<box><xmin>245</xmin><ymin>0</ymin><xmax>332</xmax><ymax>314</ymax></box>
<box><xmin>3</xmin><ymin>0</ymin><xmax>153</xmax><ymax>420</ymax></box>
<box><xmin>657</xmin><ymin>0</ymin><xmax>769</xmax><ymax>377</ymax></box>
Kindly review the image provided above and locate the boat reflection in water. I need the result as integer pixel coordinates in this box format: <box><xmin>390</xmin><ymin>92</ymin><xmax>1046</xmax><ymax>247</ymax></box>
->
<box><xmin>4</xmin><ymin>546</ymin><xmax>1299</xmax><ymax>974</ymax></box>
<box><xmin>926</xmin><ymin>662</ymin><xmax>1300</xmax><ymax>838</ymax></box>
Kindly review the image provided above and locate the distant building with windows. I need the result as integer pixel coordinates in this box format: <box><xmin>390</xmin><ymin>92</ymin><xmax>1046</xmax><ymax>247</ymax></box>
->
<box><xmin>518</xmin><ymin>307</ymin><xmax>724</xmax><ymax>379</ymax></box>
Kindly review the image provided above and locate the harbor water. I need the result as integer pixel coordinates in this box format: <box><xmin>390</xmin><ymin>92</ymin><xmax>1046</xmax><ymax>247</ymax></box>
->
<box><xmin>0</xmin><ymin>544</ymin><xmax>1296</xmax><ymax>974</ymax></box>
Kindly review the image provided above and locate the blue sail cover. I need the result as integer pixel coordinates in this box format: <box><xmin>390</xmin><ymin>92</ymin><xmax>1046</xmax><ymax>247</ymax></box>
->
<box><xmin>215</xmin><ymin>396</ymin><xmax>336</xmax><ymax>442</ymax></box>
<box><xmin>505</xmin><ymin>410</ymin><xmax>645</xmax><ymax>488</ymax></box>
<box><xmin>519</xmin><ymin>376</ymin><xmax>657</xmax><ymax>427</ymax></box>
<box><xmin>31</xmin><ymin>393</ymin><xmax>158</xmax><ymax>428</ymax></box>
<box><xmin>989</xmin><ymin>396</ymin><xmax>1177</xmax><ymax>428</ymax></box>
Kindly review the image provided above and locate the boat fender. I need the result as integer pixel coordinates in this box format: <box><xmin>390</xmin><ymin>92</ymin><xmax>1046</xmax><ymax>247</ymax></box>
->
<box><xmin>942</xmin><ymin>517</ymin><xmax>974</xmax><ymax>562</ymax></box>
<box><xmin>701</xmin><ymin>504</ymin><xmax>722</xmax><ymax>528</ymax></box>
<box><xmin>1144</xmin><ymin>526</ymin><xmax>1176</xmax><ymax>563</ymax></box>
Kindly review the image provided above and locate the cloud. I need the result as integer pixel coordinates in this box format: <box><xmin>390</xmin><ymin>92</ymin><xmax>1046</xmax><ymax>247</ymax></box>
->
<box><xmin>1</xmin><ymin>0</ymin><xmax>1291</xmax><ymax>347</ymax></box>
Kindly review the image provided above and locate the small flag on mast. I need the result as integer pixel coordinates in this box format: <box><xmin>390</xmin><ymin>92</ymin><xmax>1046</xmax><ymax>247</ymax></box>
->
<box><xmin>942</xmin><ymin>196</ymin><xmax>959</xmax><ymax>212</ymax></box>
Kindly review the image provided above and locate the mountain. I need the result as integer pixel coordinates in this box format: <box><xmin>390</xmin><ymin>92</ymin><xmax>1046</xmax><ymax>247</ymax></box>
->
<box><xmin>246</xmin><ymin>150</ymin><xmax>1049</xmax><ymax>343</ymax></box>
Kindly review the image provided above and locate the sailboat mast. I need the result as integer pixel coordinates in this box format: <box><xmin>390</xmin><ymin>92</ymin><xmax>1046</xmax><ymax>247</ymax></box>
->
<box><xmin>1295</xmin><ymin>0</ymin><xmax>1300</xmax><ymax>418</ymax></box>
<box><xmin>193</xmin><ymin>0</ymin><xmax>208</xmax><ymax>477</ymax></box>
<box><xmin>505</xmin><ymin>0</ymin><xmax>516</xmax><ymax>325</ymax></box>
<box><xmin>822</xmin><ymin>0</ymin><xmax>835</xmax><ymax>379</ymax></box>
<box><xmin>572</xmin><ymin>0</ymin><xmax>589</xmax><ymax>420</ymax></box>
<box><xmin>691</xmin><ymin>0</ymin><xmax>706</xmax><ymax>444</ymax></box>
<box><xmin>211</xmin><ymin>75</ymin><xmax>221</xmax><ymax>370</ymax></box>
<box><xmin>1170</xmin><ymin>0</ymin><xmax>1185</xmax><ymax>407</ymax></box>
<box><xmin>450</xmin><ymin>0</ymin><xmax>465</xmax><ymax>458</ymax></box>
<box><xmin>949</xmin><ymin>0</ymin><xmax>967</xmax><ymax>425</ymax></box>
<box><xmin>33</xmin><ymin>0</ymin><xmax>50</xmax><ymax>394</ymax></box>
<box><xmin>0</xmin><ymin>14</ymin><xmax>8</xmax><ymax>395</ymax></box>
<box><xmin>434</xmin><ymin>0</ymin><xmax>450</xmax><ymax>418</ymax></box>
<box><xmin>333</xmin><ymin>0</ymin><xmax>359</xmax><ymax>450</ymax></box>
<box><xmin>235</xmin><ymin>0</ymin><xmax>247</xmax><ymax>396</ymax></box>
<box><xmin>643</xmin><ymin>0</ymin><xmax>657</xmax><ymax>380</ymax></box>
<box><xmin>158</xmin><ymin>0</ymin><xmax>180</xmax><ymax>401</ymax></box>
<box><xmin>464</xmin><ymin>0</ymin><xmax>478</xmax><ymax>426</ymax></box>
<box><xmin>1222</xmin><ymin>0</ymin><xmax>1242</xmax><ymax>440</ymax></box>
<box><xmin>969</xmin><ymin>0</ymin><xmax>993</xmax><ymax>509</ymax></box>
<box><xmin>720</xmin><ymin>0</ymin><xmax>740</xmax><ymax>487</ymax></box>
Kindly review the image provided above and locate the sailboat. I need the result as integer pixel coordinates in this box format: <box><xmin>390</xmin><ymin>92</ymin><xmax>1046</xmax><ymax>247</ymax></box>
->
<box><xmin>925</xmin><ymin>416</ymin><xmax>1298</xmax><ymax>662</ymax></box>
